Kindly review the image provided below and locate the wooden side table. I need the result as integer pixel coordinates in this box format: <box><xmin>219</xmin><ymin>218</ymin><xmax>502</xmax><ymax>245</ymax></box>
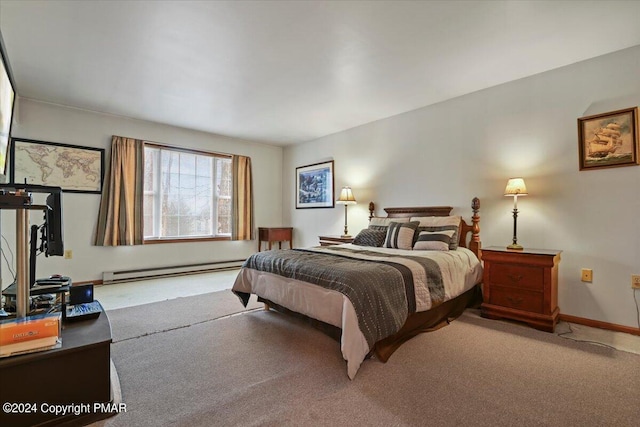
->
<box><xmin>258</xmin><ymin>227</ymin><xmax>293</xmax><ymax>251</ymax></box>
<box><xmin>481</xmin><ymin>246</ymin><xmax>561</xmax><ymax>332</ymax></box>
<box><xmin>318</xmin><ymin>235</ymin><xmax>354</xmax><ymax>246</ymax></box>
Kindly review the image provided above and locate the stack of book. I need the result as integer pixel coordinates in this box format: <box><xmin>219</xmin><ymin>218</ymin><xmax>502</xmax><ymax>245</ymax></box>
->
<box><xmin>0</xmin><ymin>312</ymin><xmax>61</xmax><ymax>357</ymax></box>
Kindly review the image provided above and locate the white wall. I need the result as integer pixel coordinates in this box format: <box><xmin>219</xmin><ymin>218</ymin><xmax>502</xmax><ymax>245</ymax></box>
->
<box><xmin>1</xmin><ymin>98</ymin><xmax>283</xmax><ymax>286</ymax></box>
<box><xmin>284</xmin><ymin>45</ymin><xmax>640</xmax><ymax>329</ymax></box>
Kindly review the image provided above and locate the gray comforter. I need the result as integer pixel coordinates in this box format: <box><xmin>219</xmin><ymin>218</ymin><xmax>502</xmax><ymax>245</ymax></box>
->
<box><xmin>234</xmin><ymin>247</ymin><xmax>445</xmax><ymax>347</ymax></box>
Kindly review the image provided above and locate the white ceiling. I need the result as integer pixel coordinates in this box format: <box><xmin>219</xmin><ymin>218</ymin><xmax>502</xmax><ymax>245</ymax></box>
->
<box><xmin>1</xmin><ymin>1</ymin><xmax>640</xmax><ymax>146</ymax></box>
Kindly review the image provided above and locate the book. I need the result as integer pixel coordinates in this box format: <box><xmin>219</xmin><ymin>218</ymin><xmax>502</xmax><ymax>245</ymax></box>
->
<box><xmin>0</xmin><ymin>312</ymin><xmax>61</xmax><ymax>357</ymax></box>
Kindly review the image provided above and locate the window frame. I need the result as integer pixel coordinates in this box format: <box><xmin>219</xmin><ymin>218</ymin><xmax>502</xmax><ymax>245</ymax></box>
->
<box><xmin>142</xmin><ymin>142</ymin><xmax>233</xmax><ymax>244</ymax></box>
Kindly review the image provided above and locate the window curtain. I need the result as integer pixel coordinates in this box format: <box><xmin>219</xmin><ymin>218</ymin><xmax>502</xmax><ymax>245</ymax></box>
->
<box><xmin>94</xmin><ymin>136</ymin><xmax>144</xmax><ymax>246</ymax></box>
<box><xmin>231</xmin><ymin>155</ymin><xmax>254</xmax><ymax>240</ymax></box>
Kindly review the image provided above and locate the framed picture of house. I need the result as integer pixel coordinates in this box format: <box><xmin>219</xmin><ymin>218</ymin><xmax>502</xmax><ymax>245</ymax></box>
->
<box><xmin>578</xmin><ymin>107</ymin><xmax>639</xmax><ymax>170</ymax></box>
<box><xmin>10</xmin><ymin>138</ymin><xmax>105</xmax><ymax>193</ymax></box>
<box><xmin>296</xmin><ymin>160</ymin><xmax>334</xmax><ymax>209</ymax></box>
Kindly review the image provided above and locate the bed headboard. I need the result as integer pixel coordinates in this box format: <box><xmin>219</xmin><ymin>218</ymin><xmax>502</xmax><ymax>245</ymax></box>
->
<box><xmin>368</xmin><ymin>197</ymin><xmax>481</xmax><ymax>258</ymax></box>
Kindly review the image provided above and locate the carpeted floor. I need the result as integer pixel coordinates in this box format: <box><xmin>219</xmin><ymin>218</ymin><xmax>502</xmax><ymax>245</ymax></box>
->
<box><xmin>94</xmin><ymin>292</ymin><xmax>640</xmax><ymax>427</ymax></box>
<box><xmin>106</xmin><ymin>289</ymin><xmax>262</xmax><ymax>342</ymax></box>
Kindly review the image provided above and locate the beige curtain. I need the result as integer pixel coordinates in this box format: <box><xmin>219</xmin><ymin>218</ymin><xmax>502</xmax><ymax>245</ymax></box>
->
<box><xmin>231</xmin><ymin>155</ymin><xmax>254</xmax><ymax>240</ymax></box>
<box><xmin>94</xmin><ymin>136</ymin><xmax>144</xmax><ymax>246</ymax></box>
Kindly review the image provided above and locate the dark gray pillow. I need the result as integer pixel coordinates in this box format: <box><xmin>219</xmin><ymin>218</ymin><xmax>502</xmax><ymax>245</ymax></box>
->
<box><xmin>352</xmin><ymin>229</ymin><xmax>386</xmax><ymax>247</ymax></box>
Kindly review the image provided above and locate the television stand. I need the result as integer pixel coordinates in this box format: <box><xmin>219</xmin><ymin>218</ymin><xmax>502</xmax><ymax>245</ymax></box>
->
<box><xmin>0</xmin><ymin>184</ymin><xmax>64</xmax><ymax>318</ymax></box>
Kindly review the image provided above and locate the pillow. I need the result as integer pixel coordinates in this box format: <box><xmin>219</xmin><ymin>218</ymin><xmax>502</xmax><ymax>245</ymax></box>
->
<box><xmin>413</xmin><ymin>229</ymin><xmax>455</xmax><ymax>251</ymax></box>
<box><xmin>383</xmin><ymin>221</ymin><xmax>419</xmax><ymax>250</ymax></box>
<box><xmin>410</xmin><ymin>216</ymin><xmax>462</xmax><ymax>250</ymax></box>
<box><xmin>369</xmin><ymin>216</ymin><xmax>410</xmax><ymax>231</ymax></box>
<box><xmin>352</xmin><ymin>229</ymin><xmax>387</xmax><ymax>247</ymax></box>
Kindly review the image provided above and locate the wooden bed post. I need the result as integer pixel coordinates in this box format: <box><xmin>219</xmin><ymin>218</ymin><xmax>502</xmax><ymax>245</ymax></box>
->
<box><xmin>368</xmin><ymin>202</ymin><xmax>375</xmax><ymax>221</ymax></box>
<box><xmin>470</xmin><ymin>197</ymin><xmax>481</xmax><ymax>258</ymax></box>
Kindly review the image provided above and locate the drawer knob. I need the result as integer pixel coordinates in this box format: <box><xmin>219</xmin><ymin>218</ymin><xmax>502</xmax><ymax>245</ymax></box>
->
<box><xmin>508</xmin><ymin>274</ymin><xmax>523</xmax><ymax>283</ymax></box>
<box><xmin>507</xmin><ymin>296</ymin><xmax>523</xmax><ymax>305</ymax></box>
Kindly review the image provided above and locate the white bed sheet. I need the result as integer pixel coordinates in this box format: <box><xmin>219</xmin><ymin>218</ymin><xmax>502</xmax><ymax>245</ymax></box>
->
<box><xmin>232</xmin><ymin>245</ymin><xmax>483</xmax><ymax>379</ymax></box>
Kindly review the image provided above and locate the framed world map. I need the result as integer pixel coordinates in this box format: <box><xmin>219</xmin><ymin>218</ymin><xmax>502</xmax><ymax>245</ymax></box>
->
<box><xmin>10</xmin><ymin>138</ymin><xmax>105</xmax><ymax>193</ymax></box>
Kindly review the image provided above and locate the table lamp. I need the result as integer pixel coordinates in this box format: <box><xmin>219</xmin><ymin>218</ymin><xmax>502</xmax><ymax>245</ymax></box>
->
<box><xmin>336</xmin><ymin>187</ymin><xmax>356</xmax><ymax>238</ymax></box>
<box><xmin>504</xmin><ymin>178</ymin><xmax>527</xmax><ymax>250</ymax></box>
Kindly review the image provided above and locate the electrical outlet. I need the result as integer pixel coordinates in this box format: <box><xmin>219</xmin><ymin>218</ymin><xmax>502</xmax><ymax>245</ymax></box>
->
<box><xmin>581</xmin><ymin>268</ymin><xmax>593</xmax><ymax>282</ymax></box>
<box><xmin>64</xmin><ymin>250</ymin><xmax>73</xmax><ymax>259</ymax></box>
<box><xmin>632</xmin><ymin>275</ymin><xmax>640</xmax><ymax>289</ymax></box>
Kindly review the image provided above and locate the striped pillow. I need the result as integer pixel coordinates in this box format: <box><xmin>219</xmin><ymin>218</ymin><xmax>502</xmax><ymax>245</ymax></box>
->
<box><xmin>410</xmin><ymin>216</ymin><xmax>462</xmax><ymax>250</ymax></box>
<box><xmin>384</xmin><ymin>221</ymin><xmax>419</xmax><ymax>250</ymax></box>
<box><xmin>352</xmin><ymin>229</ymin><xmax>386</xmax><ymax>247</ymax></box>
<box><xmin>413</xmin><ymin>229</ymin><xmax>455</xmax><ymax>251</ymax></box>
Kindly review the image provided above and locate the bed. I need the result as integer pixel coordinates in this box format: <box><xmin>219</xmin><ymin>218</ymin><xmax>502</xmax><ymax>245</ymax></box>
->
<box><xmin>233</xmin><ymin>198</ymin><xmax>482</xmax><ymax>379</ymax></box>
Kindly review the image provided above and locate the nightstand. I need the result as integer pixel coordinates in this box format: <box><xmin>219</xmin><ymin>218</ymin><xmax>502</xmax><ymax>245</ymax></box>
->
<box><xmin>481</xmin><ymin>246</ymin><xmax>561</xmax><ymax>332</ymax></box>
<box><xmin>258</xmin><ymin>227</ymin><xmax>293</xmax><ymax>251</ymax></box>
<box><xmin>318</xmin><ymin>235</ymin><xmax>354</xmax><ymax>246</ymax></box>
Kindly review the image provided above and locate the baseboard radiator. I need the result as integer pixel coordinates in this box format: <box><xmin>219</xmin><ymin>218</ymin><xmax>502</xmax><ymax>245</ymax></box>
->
<box><xmin>102</xmin><ymin>259</ymin><xmax>246</xmax><ymax>285</ymax></box>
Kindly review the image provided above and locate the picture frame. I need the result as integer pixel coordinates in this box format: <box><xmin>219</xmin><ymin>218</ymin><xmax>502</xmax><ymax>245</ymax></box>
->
<box><xmin>578</xmin><ymin>107</ymin><xmax>639</xmax><ymax>170</ymax></box>
<box><xmin>10</xmin><ymin>138</ymin><xmax>105</xmax><ymax>193</ymax></box>
<box><xmin>296</xmin><ymin>160</ymin><xmax>334</xmax><ymax>209</ymax></box>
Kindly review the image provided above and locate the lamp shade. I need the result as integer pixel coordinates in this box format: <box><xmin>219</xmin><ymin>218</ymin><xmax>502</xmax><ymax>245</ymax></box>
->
<box><xmin>336</xmin><ymin>186</ymin><xmax>357</xmax><ymax>205</ymax></box>
<box><xmin>504</xmin><ymin>178</ymin><xmax>528</xmax><ymax>196</ymax></box>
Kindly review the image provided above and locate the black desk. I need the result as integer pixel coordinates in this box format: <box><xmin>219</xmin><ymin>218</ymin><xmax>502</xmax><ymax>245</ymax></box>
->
<box><xmin>0</xmin><ymin>309</ymin><xmax>113</xmax><ymax>427</ymax></box>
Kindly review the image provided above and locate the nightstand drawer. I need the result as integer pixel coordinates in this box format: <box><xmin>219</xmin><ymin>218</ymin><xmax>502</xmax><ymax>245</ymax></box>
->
<box><xmin>489</xmin><ymin>287</ymin><xmax>543</xmax><ymax>313</ymax></box>
<box><xmin>489</xmin><ymin>264</ymin><xmax>544</xmax><ymax>291</ymax></box>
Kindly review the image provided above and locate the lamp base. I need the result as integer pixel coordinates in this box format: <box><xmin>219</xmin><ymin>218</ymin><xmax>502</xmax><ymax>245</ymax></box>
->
<box><xmin>507</xmin><ymin>243</ymin><xmax>524</xmax><ymax>251</ymax></box>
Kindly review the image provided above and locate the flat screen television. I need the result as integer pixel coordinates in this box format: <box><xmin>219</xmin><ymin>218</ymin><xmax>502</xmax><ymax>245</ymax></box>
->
<box><xmin>0</xmin><ymin>30</ymin><xmax>16</xmax><ymax>178</ymax></box>
<box><xmin>45</xmin><ymin>191</ymin><xmax>64</xmax><ymax>257</ymax></box>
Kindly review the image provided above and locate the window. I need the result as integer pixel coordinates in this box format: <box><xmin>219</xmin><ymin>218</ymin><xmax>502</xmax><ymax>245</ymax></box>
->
<box><xmin>143</xmin><ymin>144</ymin><xmax>232</xmax><ymax>241</ymax></box>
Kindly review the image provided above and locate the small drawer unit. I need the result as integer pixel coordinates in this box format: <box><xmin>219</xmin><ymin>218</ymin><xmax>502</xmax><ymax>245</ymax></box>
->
<box><xmin>481</xmin><ymin>247</ymin><xmax>561</xmax><ymax>332</ymax></box>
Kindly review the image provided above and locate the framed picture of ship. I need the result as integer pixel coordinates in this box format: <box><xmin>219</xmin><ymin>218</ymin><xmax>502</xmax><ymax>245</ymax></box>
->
<box><xmin>578</xmin><ymin>107</ymin><xmax>639</xmax><ymax>170</ymax></box>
